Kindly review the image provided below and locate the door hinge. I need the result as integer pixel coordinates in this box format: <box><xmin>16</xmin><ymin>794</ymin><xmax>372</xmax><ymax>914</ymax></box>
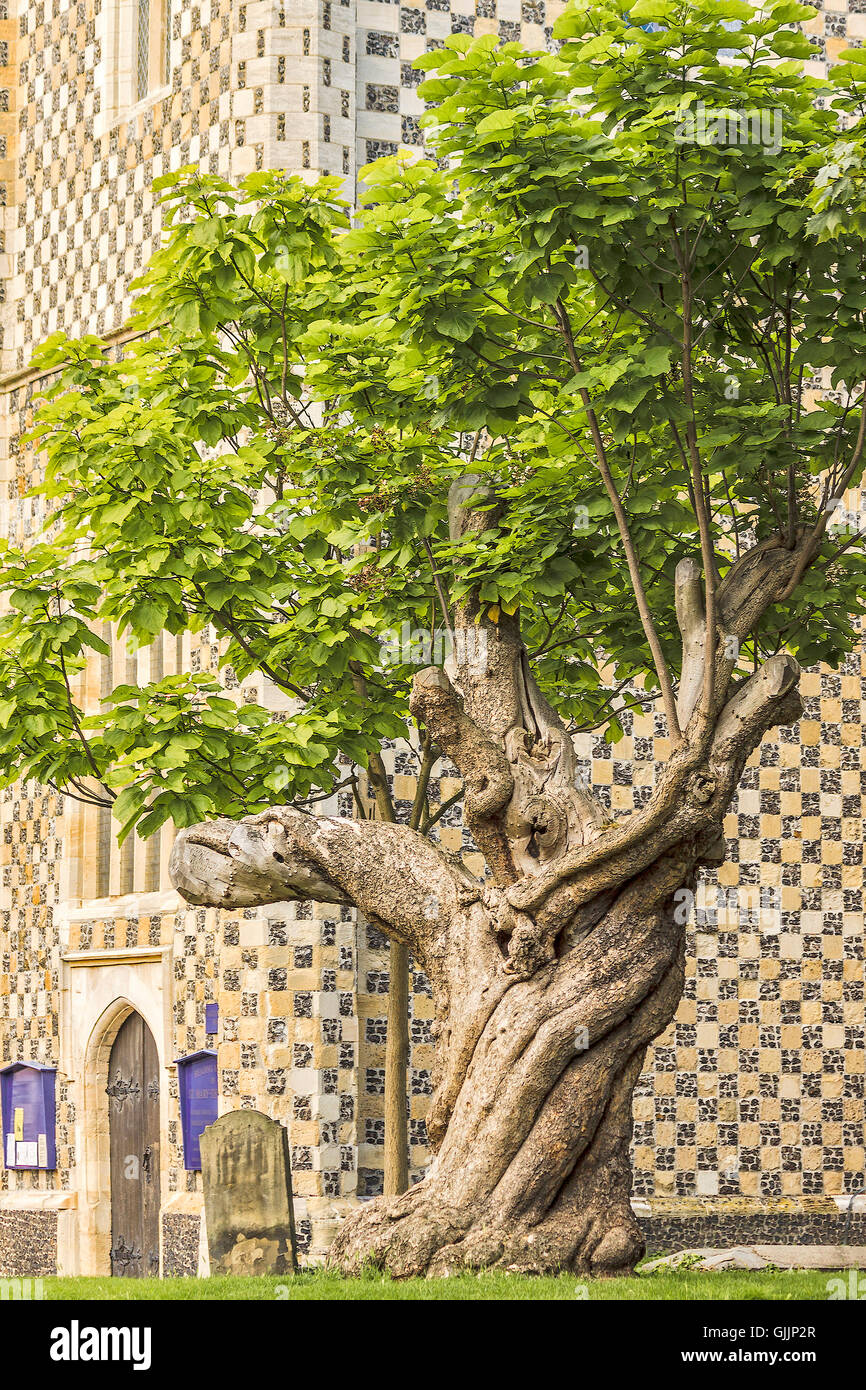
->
<box><xmin>106</xmin><ymin>1070</ymin><xmax>141</xmax><ymax>1110</ymax></box>
<box><xmin>110</xmin><ymin>1236</ymin><xmax>142</xmax><ymax>1272</ymax></box>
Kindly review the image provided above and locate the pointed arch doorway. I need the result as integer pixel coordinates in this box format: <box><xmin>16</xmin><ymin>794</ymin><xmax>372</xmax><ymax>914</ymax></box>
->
<box><xmin>107</xmin><ymin>1011</ymin><xmax>160</xmax><ymax>1277</ymax></box>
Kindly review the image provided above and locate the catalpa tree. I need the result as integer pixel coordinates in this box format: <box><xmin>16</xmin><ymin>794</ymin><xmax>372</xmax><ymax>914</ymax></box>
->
<box><xmin>6</xmin><ymin>0</ymin><xmax>866</xmax><ymax>1275</ymax></box>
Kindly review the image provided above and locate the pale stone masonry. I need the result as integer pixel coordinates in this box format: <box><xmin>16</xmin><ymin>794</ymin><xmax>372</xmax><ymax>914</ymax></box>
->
<box><xmin>0</xmin><ymin>0</ymin><xmax>862</xmax><ymax>1278</ymax></box>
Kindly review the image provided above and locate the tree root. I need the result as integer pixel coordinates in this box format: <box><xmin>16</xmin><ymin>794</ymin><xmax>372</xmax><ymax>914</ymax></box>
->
<box><xmin>327</xmin><ymin>1183</ymin><xmax>644</xmax><ymax>1279</ymax></box>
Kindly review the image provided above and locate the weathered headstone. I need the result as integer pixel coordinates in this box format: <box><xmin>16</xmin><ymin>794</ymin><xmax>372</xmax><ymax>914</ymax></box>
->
<box><xmin>200</xmin><ymin>1109</ymin><xmax>297</xmax><ymax>1275</ymax></box>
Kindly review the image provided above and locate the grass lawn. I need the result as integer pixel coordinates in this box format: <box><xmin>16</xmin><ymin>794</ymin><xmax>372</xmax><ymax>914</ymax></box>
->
<box><xmin>41</xmin><ymin>1267</ymin><xmax>846</xmax><ymax>1300</ymax></box>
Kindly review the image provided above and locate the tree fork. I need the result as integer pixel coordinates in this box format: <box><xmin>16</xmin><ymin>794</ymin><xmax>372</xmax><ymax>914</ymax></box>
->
<box><xmin>169</xmin><ymin>565</ymin><xmax>806</xmax><ymax>1278</ymax></box>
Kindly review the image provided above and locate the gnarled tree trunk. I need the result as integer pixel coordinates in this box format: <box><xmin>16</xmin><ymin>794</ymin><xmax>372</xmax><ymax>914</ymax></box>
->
<box><xmin>168</xmin><ymin>485</ymin><xmax>805</xmax><ymax>1277</ymax></box>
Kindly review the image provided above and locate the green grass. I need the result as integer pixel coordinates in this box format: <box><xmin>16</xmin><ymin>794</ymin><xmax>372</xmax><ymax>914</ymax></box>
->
<box><xmin>40</xmin><ymin>1267</ymin><xmax>849</xmax><ymax>1301</ymax></box>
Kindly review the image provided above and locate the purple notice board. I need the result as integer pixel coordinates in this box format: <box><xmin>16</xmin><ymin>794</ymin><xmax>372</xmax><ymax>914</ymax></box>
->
<box><xmin>0</xmin><ymin>1062</ymin><xmax>57</xmax><ymax>1170</ymax></box>
<box><xmin>174</xmin><ymin>1050</ymin><xmax>218</xmax><ymax>1170</ymax></box>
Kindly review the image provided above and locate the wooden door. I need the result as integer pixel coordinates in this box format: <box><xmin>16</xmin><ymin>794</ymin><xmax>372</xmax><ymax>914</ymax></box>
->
<box><xmin>107</xmin><ymin>1012</ymin><xmax>160</xmax><ymax>1277</ymax></box>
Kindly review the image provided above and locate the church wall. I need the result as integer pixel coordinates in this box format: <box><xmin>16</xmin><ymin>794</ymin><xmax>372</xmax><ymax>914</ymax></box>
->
<box><xmin>0</xmin><ymin>0</ymin><xmax>861</xmax><ymax>1276</ymax></box>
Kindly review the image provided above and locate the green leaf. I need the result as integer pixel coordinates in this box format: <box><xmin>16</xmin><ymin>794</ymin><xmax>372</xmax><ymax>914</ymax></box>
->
<box><xmin>436</xmin><ymin>308</ymin><xmax>477</xmax><ymax>340</ymax></box>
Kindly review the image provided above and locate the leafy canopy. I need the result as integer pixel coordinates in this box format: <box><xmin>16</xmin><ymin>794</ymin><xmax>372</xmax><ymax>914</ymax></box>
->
<box><xmin>2</xmin><ymin>0</ymin><xmax>865</xmax><ymax>841</ymax></box>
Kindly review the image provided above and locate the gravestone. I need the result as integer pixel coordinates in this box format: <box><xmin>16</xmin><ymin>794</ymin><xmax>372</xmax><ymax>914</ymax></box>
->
<box><xmin>200</xmin><ymin>1109</ymin><xmax>297</xmax><ymax>1275</ymax></box>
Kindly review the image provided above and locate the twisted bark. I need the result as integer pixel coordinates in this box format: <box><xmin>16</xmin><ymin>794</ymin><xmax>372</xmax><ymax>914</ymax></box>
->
<box><xmin>169</xmin><ymin>514</ymin><xmax>806</xmax><ymax>1278</ymax></box>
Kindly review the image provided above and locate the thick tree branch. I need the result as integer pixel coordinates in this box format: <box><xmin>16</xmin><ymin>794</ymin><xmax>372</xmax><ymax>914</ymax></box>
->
<box><xmin>674</xmin><ymin>556</ymin><xmax>706</xmax><ymax>729</ymax></box>
<box><xmin>169</xmin><ymin>807</ymin><xmax>468</xmax><ymax>968</ymax></box>
<box><xmin>504</xmin><ymin>653</ymin><xmax>802</xmax><ymax>930</ymax></box>
<box><xmin>673</xmin><ymin>247</ymin><xmax>719</xmax><ymax>730</ymax></box>
<box><xmin>399</xmin><ymin>473</ymin><xmax>612</xmax><ymax>970</ymax></box>
<box><xmin>410</xmin><ymin>665</ymin><xmax>515</xmax><ymax>882</ymax></box>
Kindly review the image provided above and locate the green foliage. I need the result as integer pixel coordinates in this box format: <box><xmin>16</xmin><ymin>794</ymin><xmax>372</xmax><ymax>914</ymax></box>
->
<box><xmin>3</xmin><ymin>0</ymin><xmax>865</xmax><ymax>835</ymax></box>
<box><xmin>318</xmin><ymin>0</ymin><xmax>865</xmax><ymax>725</ymax></box>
